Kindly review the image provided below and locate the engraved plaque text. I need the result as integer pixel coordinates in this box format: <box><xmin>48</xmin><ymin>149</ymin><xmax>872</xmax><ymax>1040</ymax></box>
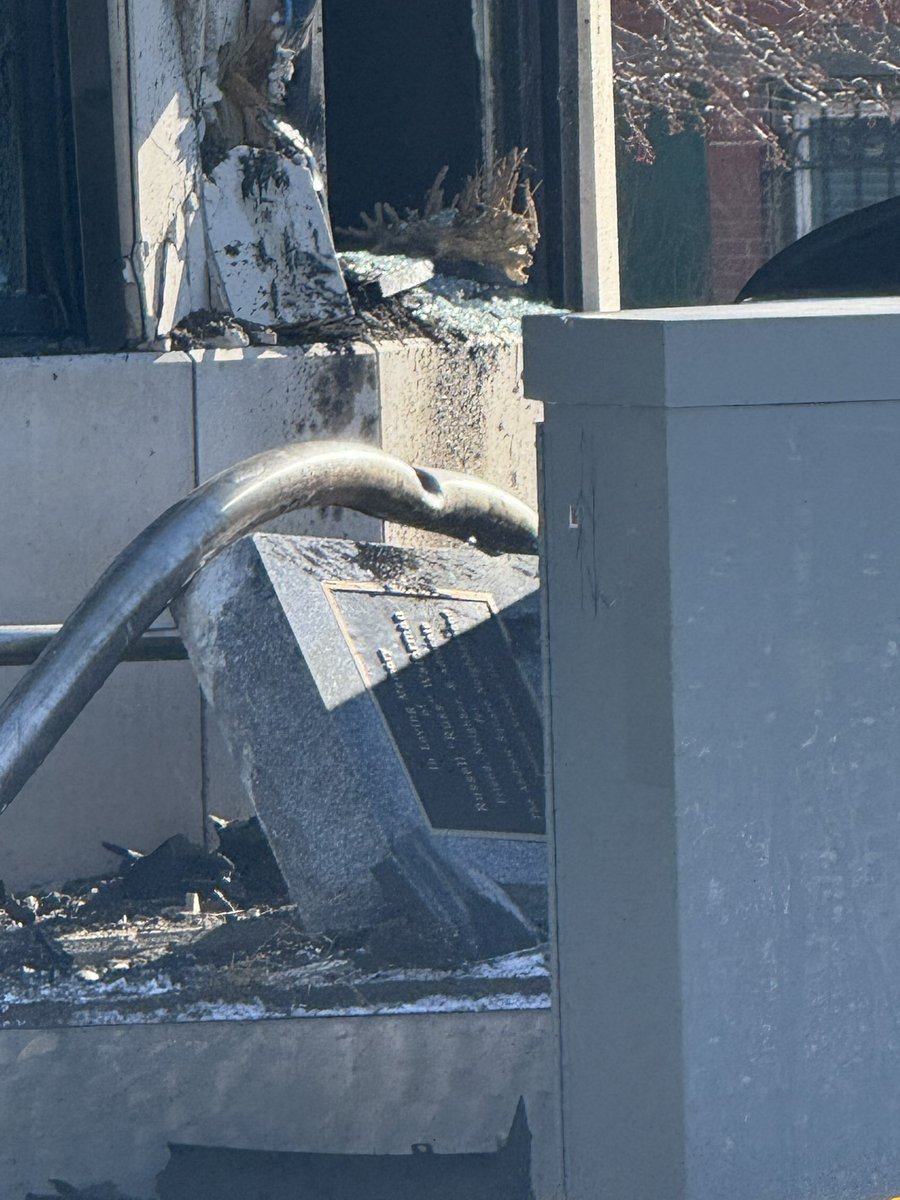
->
<box><xmin>325</xmin><ymin>585</ymin><xmax>545</xmax><ymax>837</ymax></box>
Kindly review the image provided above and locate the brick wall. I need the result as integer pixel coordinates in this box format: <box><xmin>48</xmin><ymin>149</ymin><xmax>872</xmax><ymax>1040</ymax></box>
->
<box><xmin>614</xmin><ymin>0</ymin><xmax>868</xmax><ymax>304</ymax></box>
<box><xmin>706</xmin><ymin>133</ymin><xmax>769</xmax><ymax>301</ymax></box>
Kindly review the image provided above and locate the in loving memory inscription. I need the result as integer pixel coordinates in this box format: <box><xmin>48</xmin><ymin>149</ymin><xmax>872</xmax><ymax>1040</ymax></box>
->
<box><xmin>324</xmin><ymin>583</ymin><xmax>545</xmax><ymax>837</ymax></box>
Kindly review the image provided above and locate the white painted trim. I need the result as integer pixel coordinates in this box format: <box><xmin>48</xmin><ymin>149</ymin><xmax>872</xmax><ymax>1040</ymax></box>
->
<box><xmin>575</xmin><ymin>0</ymin><xmax>620</xmax><ymax>311</ymax></box>
<box><xmin>471</xmin><ymin>0</ymin><xmax>496</xmax><ymax>170</ymax></box>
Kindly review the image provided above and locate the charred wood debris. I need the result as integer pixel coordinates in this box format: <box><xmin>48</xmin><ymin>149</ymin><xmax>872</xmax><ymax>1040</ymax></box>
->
<box><xmin>169</xmin><ymin>16</ymin><xmax>551</xmax><ymax>354</ymax></box>
<box><xmin>24</xmin><ymin>1098</ymin><xmax>534</xmax><ymax>1200</ymax></box>
<box><xmin>0</xmin><ymin>815</ymin><xmax>289</xmax><ymax>984</ymax></box>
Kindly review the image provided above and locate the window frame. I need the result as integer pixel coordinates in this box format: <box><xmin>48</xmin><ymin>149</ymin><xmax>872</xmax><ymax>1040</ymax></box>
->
<box><xmin>790</xmin><ymin>99</ymin><xmax>900</xmax><ymax>239</ymax></box>
<box><xmin>0</xmin><ymin>0</ymin><xmax>126</xmax><ymax>354</ymax></box>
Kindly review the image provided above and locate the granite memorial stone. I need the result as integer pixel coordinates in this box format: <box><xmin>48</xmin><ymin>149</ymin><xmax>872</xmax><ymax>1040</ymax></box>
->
<box><xmin>173</xmin><ymin>535</ymin><xmax>546</xmax><ymax>962</ymax></box>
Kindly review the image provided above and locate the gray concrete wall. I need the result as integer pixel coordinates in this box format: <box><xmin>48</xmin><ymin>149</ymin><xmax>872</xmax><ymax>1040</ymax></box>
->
<box><xmin>0</xmin><ymin>1009</ymin><xmax>562</xmax><ymax>1199</ymax></box>
<box><xmin>379</xmin><ymin>337</ymin><xmax>542</xmax><ymax>549</ymax></box>
<box><xmin>0</xmin><ymin>346</ymin><xmax>379</xmax><ymax>889</ymax></box>
<box><xmin>526</xmin><ymin>297</ymin><xmax>900</xmax><ymax>1200</ymax></box>
<box><xmin>0</xmin><ymin>353</ymin><xmax>203</xmax><ymax>889</ymax></box>
<box><xmin>0</xmin><ymin>339</ymin><xmax>540</xmax><ymax>889</ymax></box>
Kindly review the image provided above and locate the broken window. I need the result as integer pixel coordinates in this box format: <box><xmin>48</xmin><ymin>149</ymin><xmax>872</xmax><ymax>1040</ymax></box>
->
<box><xmin>0</xmin><ymin>0</ymin><xmax>124</xmax><ymax>350</ymax></box>
<box><xmin>320</xmin><ymin>0</ymin><xmax>564</xmax><ymax>301</ymax></box>
<box><xmin>322</xmin><ymin>1</ymin><xmax>483</xmax><ymax>232</ymax></box>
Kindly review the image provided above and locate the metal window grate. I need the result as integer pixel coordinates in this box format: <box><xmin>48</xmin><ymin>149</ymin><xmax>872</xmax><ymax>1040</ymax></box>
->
<box><xmin>789</xmin><ymin>106</ymin><xmax>900</xmax><ymax>237</ymax></box>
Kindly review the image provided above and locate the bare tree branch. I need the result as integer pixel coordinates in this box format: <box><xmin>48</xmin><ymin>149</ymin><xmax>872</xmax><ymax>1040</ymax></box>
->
<box><xmin>613</xmin><ymin>0</ymin><xmax>900</xmax><ymax>157</ymax></box>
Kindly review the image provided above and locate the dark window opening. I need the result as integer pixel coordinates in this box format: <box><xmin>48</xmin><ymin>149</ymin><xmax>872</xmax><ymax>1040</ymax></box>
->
<box><xmin>0</xmin><ymin>1</ymin><xmax>83</xmax><ymax>340</ymax></box>
<box><xmin>322</xmin><ymin>0</ymin><xmax>483</xmax><ymax>232</ymax></box>
<box><xmin>0</xmin><ymin>0</ymin><xmax>124</xmax><ymax>352</ymax></box>
<box><xmin>485</xmin><ymin>0</ymin><xmax>563</xmax><ymax>300</ymax></box>
<box><xmin>321</xmin><ymin>0</ymin><xmax>565</xmax><ymax>303</ymax></box>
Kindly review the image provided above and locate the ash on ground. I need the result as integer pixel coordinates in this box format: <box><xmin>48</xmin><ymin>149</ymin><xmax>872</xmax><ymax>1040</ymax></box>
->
<box><xmin>0</xmin><ymin>819</ymin><xmax>549</xmax><ymax>1030</ymax></box>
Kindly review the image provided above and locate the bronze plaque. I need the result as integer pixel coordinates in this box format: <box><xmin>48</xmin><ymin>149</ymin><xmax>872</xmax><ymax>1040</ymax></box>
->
<box><xmin>325</xmin><ymin>584</ymin><xmax>545</xmax><ymax>837</ymax></box>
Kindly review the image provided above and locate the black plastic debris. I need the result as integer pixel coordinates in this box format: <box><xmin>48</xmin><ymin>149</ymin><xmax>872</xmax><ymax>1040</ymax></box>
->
<box><xmin>26</xmin><ymin>1181</ymin><xmax>148</xmax><ymax>1200</ymax></box>
<box><xmin>170</xmin><ymin>309</ymin><xmax>251</xmax><ymax>350</ymax></box>
<box><xmin>208</xmin><ymin>815</ymin><xmax>289</xmax><ymax>905</ymax></box>
<box><xmin>157</xmin><ymin>1098</ymin><xmax>534</xmax><ymax>1200</ymax></box>
<box><xmin>1</xmin><ymin>880</ymin><xmax>73</xmax><ymax>976</ymax></box>
<box><xmin>119</xmin><ymin>835</ymin><xmax>231</xmax><ymax>903</ymax></box>
<box><xmin>0</xmin><ymin>879</ymin><xmax>38</xmax><ymax>926</ymax></box>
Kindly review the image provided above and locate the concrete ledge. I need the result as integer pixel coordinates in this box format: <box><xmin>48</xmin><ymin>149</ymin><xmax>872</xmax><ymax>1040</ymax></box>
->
<box><xmin>0</xmin><ymin>1009</ymin><xmax>561</xmax><ymax>1199</ymax></box>
<box><xmin>524</xmin><ymin>298</ymin><xmax>900</xmax><ymax>409</ymax></box>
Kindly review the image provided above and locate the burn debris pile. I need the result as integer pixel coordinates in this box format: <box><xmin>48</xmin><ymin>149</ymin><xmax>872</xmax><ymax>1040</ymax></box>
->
<box><xmin>0</xmin><ymin>816</ymin><xmax>549</xmax><ymax>1030</ymax></box>
<box><xmin>22</xmin><ymin>1100</ymin><xmax>534</xmax><ymax>1200</ymax></box>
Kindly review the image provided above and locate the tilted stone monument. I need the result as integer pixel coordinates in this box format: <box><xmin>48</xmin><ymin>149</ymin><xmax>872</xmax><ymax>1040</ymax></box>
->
<box><xmin>173</xmin><ymin>535</ymin><xmax>546</xmax><ymax>963</ymax></box>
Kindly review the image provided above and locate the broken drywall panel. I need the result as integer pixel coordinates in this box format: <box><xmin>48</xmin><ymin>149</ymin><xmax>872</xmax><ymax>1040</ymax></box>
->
<box><xmin>174</xmin><ymin>0</ymin><xmax>248</xmax><ymax>116</ymax></box>
<box><xmin>156</xmin><ymin>205</ymin><xmax>188</xmax><ymax>338</ymax></box>
<box><xmin>125</xmin><ymin>0</ymin><xmax>253</xmax><ymax>342</ymax></box>
<box><xmin>204</xmin><ymin>146</ymin><xmax>352</xmax><ymax>327</ymax></box>
<box><xmin>127</xmin><ymin>2</ymin><xmax>205</xmax><ymax>340</ymax></box>
<box><xmin>123</xmin><ymin>0</ymin><xmax>337</xmax><ymax>343</ymax></box>
<box><xmin>156</xmin><ymin>192</ymin><xmax>215</xmax><ymax>339</ymax></box>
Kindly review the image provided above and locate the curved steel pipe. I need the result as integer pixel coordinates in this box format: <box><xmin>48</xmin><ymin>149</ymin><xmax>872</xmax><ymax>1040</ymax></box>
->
<box><xmin>0</xmin><ymin>441</ymin><xmax>538</xmax><ymax>816</ymax></box>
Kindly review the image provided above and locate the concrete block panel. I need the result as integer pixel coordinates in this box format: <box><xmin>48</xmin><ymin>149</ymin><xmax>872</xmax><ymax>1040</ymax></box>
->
<box><xmin>0</xmin><ymin>662</ymin><xmax>201</xmax><ymax>892</ymax></box>
<box><xmin>192</xmin><ymin>344</ymin><xmax>382</xmax><ymax>542</ymax></box>
<box><xmin>0</xmin><ymin>1011</ymin><xmax>561</xmax><ymax>1200</ymax></box>
<box><xmin>529</xmin><ymin>303</ymin><xmax>900</xmax><ymax>1200</ymax></box>
<box><xmin>0</xmin><ymin>352</ymin><xmax>194</xmax><ymax>621</ymax></box>
<box><xmin>377</xmin><ymin>337</ymin><xmax>542</xmax><ymax>549</ymax></box>
<box><xmin>0</xmin><ymin>352</ymin><xmax>202</xmax><ymax>889</ymax></box>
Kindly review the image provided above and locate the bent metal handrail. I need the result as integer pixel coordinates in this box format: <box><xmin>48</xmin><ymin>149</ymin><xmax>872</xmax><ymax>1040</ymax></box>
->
<box><xmin>0</xmin><ymin>440</ymin><xmax>538</xmax><ymax>817</ymax></box>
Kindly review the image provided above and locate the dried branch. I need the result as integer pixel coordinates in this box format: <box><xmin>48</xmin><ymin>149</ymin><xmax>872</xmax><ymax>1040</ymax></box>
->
<box><xmin>338</xmin><ymin>150</ymin><xmax>540</xmax><ymax>286</ymax></box>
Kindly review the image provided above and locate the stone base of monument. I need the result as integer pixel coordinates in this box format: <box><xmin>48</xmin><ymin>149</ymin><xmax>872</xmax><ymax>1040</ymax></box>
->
<box><xmin>173</xmin><ymin>536</ymin><xmax>547</xmax><ymax>966</ymax></box>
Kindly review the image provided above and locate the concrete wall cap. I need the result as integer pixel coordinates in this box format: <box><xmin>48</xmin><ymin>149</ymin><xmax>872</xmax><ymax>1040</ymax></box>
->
<box><xmin>523</xmin><ymin>299</ymin><xmax>900</xmax><ymax>410</ymax></box>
